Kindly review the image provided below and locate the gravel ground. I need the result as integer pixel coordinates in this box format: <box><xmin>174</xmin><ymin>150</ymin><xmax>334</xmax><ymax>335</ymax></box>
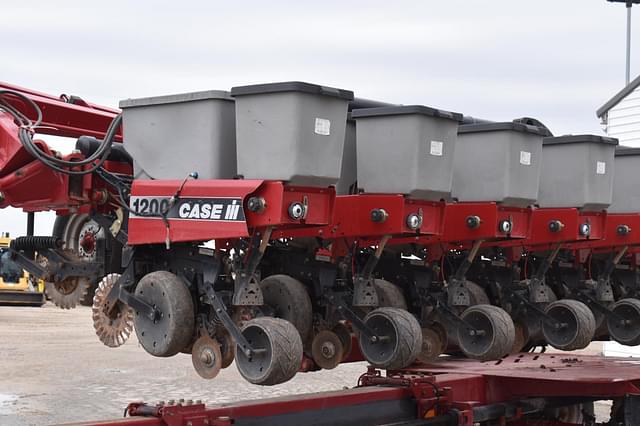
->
<box><xmin>0</xmin><ymin>303</ymin><xmax>614</xmax><ymax>425</ymax></box>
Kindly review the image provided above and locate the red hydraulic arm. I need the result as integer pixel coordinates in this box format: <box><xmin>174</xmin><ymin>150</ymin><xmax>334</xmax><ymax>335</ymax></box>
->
<box><xmin>0</xmin><ymin>82</ymin><xmax>126</xmax><ymax>212</ymax></box>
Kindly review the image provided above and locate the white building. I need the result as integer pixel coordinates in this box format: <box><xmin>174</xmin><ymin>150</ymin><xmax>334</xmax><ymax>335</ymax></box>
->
<box><xmin>598</xmin><ymin>75</ymin><xmax>640</xmax><ymax>147</ymax></box>
<box><xmin>599</xmin><ymin>76</ymin><xmax>640</xmax><ymax>357</ymax></box>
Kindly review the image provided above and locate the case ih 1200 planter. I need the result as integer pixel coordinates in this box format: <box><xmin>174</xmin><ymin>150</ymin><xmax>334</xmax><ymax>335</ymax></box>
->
<box><xmin>2</xmin><ymin>81</ymin><xmax>640</xmax><ymax>396</ymax></box>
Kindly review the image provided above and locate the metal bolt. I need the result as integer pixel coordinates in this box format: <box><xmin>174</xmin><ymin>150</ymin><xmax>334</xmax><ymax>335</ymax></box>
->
<box><xmin>466</xmin><ymin>215</ymin><xmax>481</xmax><ymax>229</ymax></box>
<box><xmin>321</xmin><ymin>341</ymin><xmax>336</xmax><ymax>359</ymax></box>
<box><xmin>370</xmin><ymin>208</ymin><xmax>388</xmax><ymax>223</ymax></box>
<box><xmin>288</xmin><ymin>202</ymin><xmax>305</xmax><ymax>220</ymax></box>
<box><xmin>579</xmin><ymin>223</ymin><xmax>591</xmax><ymax>237</ymax></box>
<box><xmin>406</xmin><ymin>213</ymin><xmax>422</xmax><ymax>230</ymax></box>
<box><xmin>548</xmin><ymin>220</ymin><xmax>564</xmax><ymax>233</ymax></box>
<box><xmin>618</xmin><ymin>224</ymin><xmax>632</xmax><ymax>236</ymax></box>
<box><xmin>247</xmin><ymin>196</ymin><xmax>267</xmax><ymax>213</ymax></box>
<box><xmin>498</xmin><ymin>219</ymin><xmax>512</xmax><ymax>233</ymax></box>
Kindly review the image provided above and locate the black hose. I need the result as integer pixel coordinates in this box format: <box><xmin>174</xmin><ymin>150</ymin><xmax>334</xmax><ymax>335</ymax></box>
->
<box><xmin>0</xmin><ymin>89</ymin><xmax>121</xmax><ymax>176</ymax></box>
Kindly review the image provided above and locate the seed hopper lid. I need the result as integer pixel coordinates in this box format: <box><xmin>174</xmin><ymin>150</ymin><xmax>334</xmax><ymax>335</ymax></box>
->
<box><xmin>119</xmin><ymin>90</ymin><xmax>233</xmax><ymax>108</ymax></box>
<box><xmin>351</xmin><ymin>105</ymin><xmax>463</xmax><ymax>122</ymax></box>
<box><xmin>543</xmin><ymin>134</ymin><xmax>619</xmax><ymax>146</ymax></box>
<box><xmin>230</xmin><ymin>81</ymin><xmax>354</xmax><ymax>101</ymax></box>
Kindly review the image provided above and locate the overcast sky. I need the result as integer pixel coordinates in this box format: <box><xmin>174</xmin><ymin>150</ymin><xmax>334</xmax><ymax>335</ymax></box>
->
<box><xmin>1</xmin><ymin>0</ymin><xmax>638</xmax><ymax>236</ymax></box>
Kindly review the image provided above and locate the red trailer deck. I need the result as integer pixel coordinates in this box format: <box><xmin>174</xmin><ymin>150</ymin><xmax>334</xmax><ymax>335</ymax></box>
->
<box><xmin>72</xmin><ymin>353</ymin><xmax>640</xmax><ymax>426</ymax></box>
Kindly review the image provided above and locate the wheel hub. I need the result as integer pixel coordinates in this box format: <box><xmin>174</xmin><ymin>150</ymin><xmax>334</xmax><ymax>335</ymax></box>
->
<box><xmin>321</xmin><ymin>341</ymin><xmax>336</xmax><ymax>358</ymax></box>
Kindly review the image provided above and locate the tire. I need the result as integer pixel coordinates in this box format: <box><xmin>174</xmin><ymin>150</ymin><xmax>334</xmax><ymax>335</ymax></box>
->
<box><xmin>133</xmin><ymin>271</ymin><xmax>195</xmax><ymax>357</ymax></box>
<box><xmin>466</xmin><ymin>280</ymin><xmax>490</xmax><ymax>305</ymax></box>
<box><xmin>457</xmin><ymin>304</ymin><xmax>515</xmax><ymax>361</ymax></box>
<box><xmin>235</xmin><ymin>317</ymin><xmax>303</xmax><ymax>385</ymax></box>
<box><xmin>260</xmin><ymin>275</ymin><xmax>313</xmax><ymax>343</ymax></box>
<box><xmin>52</xmin><ymin>214</ymin><xmax>118</xmax><ymax>307</ymax></box>
<box><xmin>607</xmin><ymin>298</ymin><xmax>640</xmax><ymax>346</ymax></box>
<box><xmin>358</xmin><ymin>307</ymin><xmax>421</xmax><ymax>369</ymax></box>
<box><xmin>373</xmin><ymin>279</ymin><xmax>408</xmax><ymax>309</ymax></box>
<box><xmin>542</xmin><ymin>299</ymin><xmax>595</xmax><ymax>351</ymax></box>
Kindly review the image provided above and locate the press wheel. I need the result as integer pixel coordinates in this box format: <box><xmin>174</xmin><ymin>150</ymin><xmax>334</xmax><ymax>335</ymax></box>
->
<box><xmin>542</xmin><ymin>299</ymin><xmax>595</xmax><ymax>351</ymax></box>
<box><xmin>235</xmin><ymin>317</ymin><xmax>303</xmax><ymax>386</ymax></box>
<box><xmin>607</xmin><ymin>298</ymin><xmax>640</xmax><ymax>346</ymax></box>
<box><xmin>133</xmin><ymin>271</ymin><xmax>195</xmax><ymax>357</ymax></box>
<box><xmin>457</xmin><ymin>304</ymin><xmax>515</xmax><ymax>361</ymax></box>
<box><xmin>311</xmin><ymin>330</ymin><xmax>344</xmax><ymax>370</ymax></box>
<box><xmin>358</xmin><ymin>307</ymin><xmax>421</xmax><ymax>370</ymax></box>
<box><xmin>192</xmin><ymin>335</ymin><xmax>222</xmax><ymax>379</ymax></box>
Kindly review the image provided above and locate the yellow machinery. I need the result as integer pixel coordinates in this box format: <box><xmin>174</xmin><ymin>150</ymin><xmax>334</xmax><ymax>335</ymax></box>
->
<box><xmin>0</xmin><ymin>233</ymin><xmax>45</xmax><ymax>306</ymax></box>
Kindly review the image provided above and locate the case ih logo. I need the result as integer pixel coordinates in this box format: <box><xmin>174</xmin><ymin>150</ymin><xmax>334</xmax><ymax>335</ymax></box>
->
<box><xmin>130</xmin><ymin>196</ymin><xmax>245</xmax><ymax>221</ymax></box>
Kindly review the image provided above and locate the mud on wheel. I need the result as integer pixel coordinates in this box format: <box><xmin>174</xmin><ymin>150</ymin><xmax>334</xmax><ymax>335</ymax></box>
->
<box><xmin>235</xmin><ymin>317</ymin><xmax>303</xmax><ymax>386</ymax></box>
<box><xmin>457</xmin><ymin>304</ymin><xmax>515</xmax><ymax>361</ymax></box>
<box><xmin>133</xmin><ymin>271</ymin><xmax>195</xmax><ymax>357</ymax></box>
<box><xmin>542</xmin><ymin>299</ymin><xmax>596</xmax><ymax>351</ymax></box>
<box><xmin>358</xmin><ymin>307</ymin><xmax>421</xmax><ymax>370</ymax></box>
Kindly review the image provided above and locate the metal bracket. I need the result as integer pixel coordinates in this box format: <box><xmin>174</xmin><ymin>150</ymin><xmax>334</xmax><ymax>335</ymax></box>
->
<box><xmin>328</xmin><ymin>294</ymin><xmax>380</xmax><ymax>342</ymax></box>
<box><xmin>528</xmin><ymin>278</ymin><xmax>552</xmax><ymax>304</ymax></box>
<box><xmin>201</xmin><ymin>265</ymin><xmax>256</xmax><ymax>357</ymax></box>
<box><xmin>352</xmin><ymin>235</ymin><xmax>390</xmax><ymax>307</ymax></box>
<box><xmin>232</xmin><ymin>227</ymin><xmax>273</xmax><ymax>306</ymax></box>
<box><xmin>352</xmin><ymin>276</ymin><xmax>378</xmax><ymax>307</ymax></box>
<box><xmin>91</xmin><ymin>212</ymin><xmax>128</xmax><ymax>246</ymax></box>
<box><xmin>232</xmin><ymin>271</ymin><xmax>263</xmax><ymax>306</ymax></box>
<box><xmin>448</xmin><ymin>278</ymin><xmax>471</xmax><ymax>307</ymax></box>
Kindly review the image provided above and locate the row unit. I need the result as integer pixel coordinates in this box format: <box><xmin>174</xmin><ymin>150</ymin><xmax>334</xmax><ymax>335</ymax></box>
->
<box><xmin>119</xmin><ymin>81</ymin><xmax>634</xmax><ymax>213</ymax></box>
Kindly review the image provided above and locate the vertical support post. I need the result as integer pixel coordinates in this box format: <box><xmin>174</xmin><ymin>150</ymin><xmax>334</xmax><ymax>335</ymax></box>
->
<box><xmin>26</xmin><ymin>212</ymin><xmax>35</xmax><ymax>259</ymax></box>
<box><xmin>627</xmin><ymin>3</ymin><xmax>632</xmax><ymax>85</ymax></box>
<box><xmin>26</xmin><ymin>212</ymin><xmax>34</xmax><ymax>236</ymax></box>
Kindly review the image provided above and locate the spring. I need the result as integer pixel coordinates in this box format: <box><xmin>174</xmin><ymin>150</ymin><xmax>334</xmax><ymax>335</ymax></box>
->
<box><xmin>10</xmin><ymin>236</ymin><xmax>63</xmax><ymax>251</ymax></box>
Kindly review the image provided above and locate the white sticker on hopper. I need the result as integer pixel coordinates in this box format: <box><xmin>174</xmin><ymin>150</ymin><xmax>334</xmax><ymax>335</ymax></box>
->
<box><xmin>596</xmin><ymin>161</ymin><xmax>606</xmax><ymax>175</ymax></box>
<box><xmin>430</xmin><ymin>141</ymin><xmax>443</xmax><ymax>156</ymax></box>
<box><xmin>519</xmin><ymin>151</ymin><xmax>531</xmax><ymax>166</ymax></box>
<box><xmin>314</xmin><ymin>118</ymin><xmax>331</xmax><ymax>136</ymax></box>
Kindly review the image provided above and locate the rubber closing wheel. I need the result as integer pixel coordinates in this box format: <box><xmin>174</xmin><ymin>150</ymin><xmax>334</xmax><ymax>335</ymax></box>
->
<box><xmin>608</xmin><ymin>298</ymin><xmax>640</xmax><ymax>346</ymax></box>
<box><xmin>235</xmin><ymin>317</ymin><xmax>303</xmax><ymax>386</ymax></box>
<box><xmin>261</xmin><ymin>275</ymin><xmax>313</xmax><ymax>343</ymax></box>
<box><xmin>457</xmin><ymin>305</ymin><xmax>515</xmax><ymax>361</ymax></box>
<box><xmin>358</xmin><ymin>307</ymin><xmax>421</xmax><ymax>370</ymax></box>
<box><xmin>542</xmin><ymin>299</ymin><xmax>595</xmax><ymax>351</ymax></box>
<box><xmin>134</xmin><ymin>271</ymin><xmax>195</xmax><ymax>357</ymax></box>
